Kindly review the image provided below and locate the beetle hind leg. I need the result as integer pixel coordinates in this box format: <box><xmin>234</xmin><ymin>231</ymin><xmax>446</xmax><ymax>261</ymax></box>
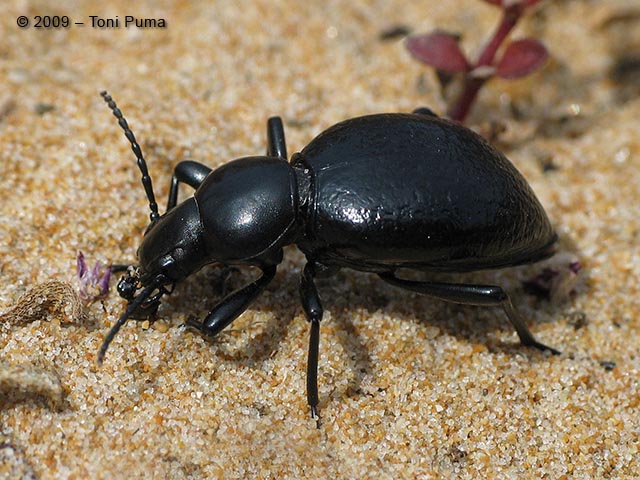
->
<box><xmin>166</xmin><ymin>161</ymin><xmax>212</xmax><ymax>211</ymax></box>
<box><xmin>378</xmin><ymin>272</ymin><xmax>560</xmax><ymax>355</ymax></box>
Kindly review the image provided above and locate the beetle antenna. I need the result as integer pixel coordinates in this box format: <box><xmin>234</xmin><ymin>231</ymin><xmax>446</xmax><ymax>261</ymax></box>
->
<box><xmin>97</xmin><ymin>279</ymin><xmax>161</xmax><ymax>364</ymax></box>
<box><xmin>101</xmin><ymin>91</ymin><xmax>160</xmax><ymax>223</ymax></box>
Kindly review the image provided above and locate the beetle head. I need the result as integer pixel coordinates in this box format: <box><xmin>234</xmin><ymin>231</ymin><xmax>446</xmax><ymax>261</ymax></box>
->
<box><xmin>136</xmin><ymin>197</ymin><xmax>210</xmax><ymax>282</ymax></box>
<box><xmin>115</xmin><ymin>266</ymin><xmax>167</xmax><ymax>318</ymax></box>
<box><xmin>99</xmin><ymin>199</ymin><xmax>213</xmax><ymax>363</ymax></box>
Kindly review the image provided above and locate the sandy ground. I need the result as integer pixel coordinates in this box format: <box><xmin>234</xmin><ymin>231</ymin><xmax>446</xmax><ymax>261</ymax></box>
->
<box><xmin>1</xmin><ymin>0</ymin><xmax>639</xmax><ymax>478</ymax></box>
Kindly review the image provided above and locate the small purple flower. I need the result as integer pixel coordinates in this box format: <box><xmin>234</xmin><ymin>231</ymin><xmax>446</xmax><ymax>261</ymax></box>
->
<box><xmin>77</xmin><ymin>251</ymin><xmax>112</xmax><ymax>302</ymax></box>
<box><xmin>522</xmin><ymin>254</ymin><xmax>582</xmax><ymax>303</ymax></box>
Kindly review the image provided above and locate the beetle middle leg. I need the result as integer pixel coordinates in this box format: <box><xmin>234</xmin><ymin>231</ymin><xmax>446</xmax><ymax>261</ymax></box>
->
<box><xmin>166</xmin><ymin>161</ymin><xmax>212</xmax><ymax>211</ymax></box>
<box><xmin>185</xmin><ymin>265</ymin><xmax>276</xmax><ymax>337</ymax></box>
<box><xmin>378</xmin><ymin>272</ymin><xmax>560</xmax><ymax>354</ymax></box>
<box><xmin>299</xmin><ymin>261</ymin><xmax>324</xmax><ymax>421</ymax></box>
<box><xmin>266</xmin><ymin>116</ymin><xmax>287</xmax><ymax>160</ymax></box>
<box><xmin>412</xmin><ymin>107</ymin><xmax>439</xmax><ymax>117</ymax></box>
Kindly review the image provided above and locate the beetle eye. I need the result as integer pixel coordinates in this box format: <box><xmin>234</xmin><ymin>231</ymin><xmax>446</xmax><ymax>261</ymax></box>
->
<box><xmin>158</xmin><ymin>254</ymin><xmax>179</xmax><ymax>277</ymax></box>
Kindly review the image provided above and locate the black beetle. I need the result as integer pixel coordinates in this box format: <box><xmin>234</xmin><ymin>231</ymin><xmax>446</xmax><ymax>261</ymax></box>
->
<box><xmin>99</xmin><ymin>92</ymin><xmax>559</xmax><ymax>418</ymax></box>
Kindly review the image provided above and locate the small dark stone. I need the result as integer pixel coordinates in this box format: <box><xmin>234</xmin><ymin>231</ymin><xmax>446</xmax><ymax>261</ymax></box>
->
<box><xmin>379</xmin><ymin>25</ymin><xmax>411</xmax><ymax>41</ymax></box>
<box><xmin>599</xmin><ymin>360</ymin><xmax>616</xmax><ymax>372</ymax></box>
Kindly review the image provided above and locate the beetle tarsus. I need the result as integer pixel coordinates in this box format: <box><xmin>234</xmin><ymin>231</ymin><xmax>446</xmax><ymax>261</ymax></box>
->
<box><xmin>523</xmin><ymin>340</ymin><xmax>561</xmax><ymax>356</ymax></box>
<box><xmin>310</xmin><ymin>405</ymin><xmax>321</xmax><ymax>429</ymax></box>
<box><xmin>500</xmin><ymin>295</ymin><xmax>561</xmax><ymax>355</ymax></box>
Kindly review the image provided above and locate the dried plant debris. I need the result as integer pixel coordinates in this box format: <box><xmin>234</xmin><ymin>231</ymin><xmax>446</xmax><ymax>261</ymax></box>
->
<box><xmin>0</xmin><ymin>281</ymin><xmax>83</xmax><ymax>326</ymax></box>
<box><xmin>0</xmin><ymin>284</ymin><xmax>72</xmax><ymax>413</ymax></box>
<box><xmin>0</xmin><ymin>363</ymin><xmax>64</xmax><ymax>410</ymax></box>
<box><xmin>0</xmin><ymin>432</ymin><xmax>37</xmax><ymax>480</ymax></box>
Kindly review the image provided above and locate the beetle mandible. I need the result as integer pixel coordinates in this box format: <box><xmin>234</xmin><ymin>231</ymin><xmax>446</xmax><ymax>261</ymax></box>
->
<box><xmin>99</xmin><ymin>92</ymin><xmax>560</xmax><ymax>418</ymax></box>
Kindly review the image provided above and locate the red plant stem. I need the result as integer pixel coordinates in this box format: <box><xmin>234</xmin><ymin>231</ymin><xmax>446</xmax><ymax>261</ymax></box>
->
<box><xmin>447</xmin><ymin>4</ymin><xmax>525</xmax><ymax>122</ymax></box>
<box><xmin>447</xmin><ymin>78</ymin><xmax>485</xmax><ymax>122</ymax></box>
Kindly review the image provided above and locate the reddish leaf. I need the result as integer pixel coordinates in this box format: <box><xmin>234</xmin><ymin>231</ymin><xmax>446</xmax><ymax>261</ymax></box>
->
<box><xmin>496</xmin><ymin>38</ymin><xmax>548</xmax><ymax>79</ymax></box>
<box><xmin>480</xmin><ymin>0</ymin><xmax>503</xmax><ymax>5</ymax></box>
<box><xmin>406</xmin><ymin>32</ymin><xmax>469</xmax><ymax>73</ymax></box>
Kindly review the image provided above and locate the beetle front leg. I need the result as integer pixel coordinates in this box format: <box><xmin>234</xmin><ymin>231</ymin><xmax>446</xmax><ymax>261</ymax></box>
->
<box><xmin>186</xmin><ymin>265</ymin><xmax>276</xmax><ymax>337</ymax></box>
<box><xmin>300</xmin><ymin>261</ymin><xmax>324</xmax><ymax>420</ymax></box>
<box><xmin>167</xmin><ymin>161</ymin><xmax>212</xmax><ymax>211</ymax></box>
<box><xmin>379</xmin><ymin>272</ymin><xmax>560</xmax><ymax>354</ymax></box>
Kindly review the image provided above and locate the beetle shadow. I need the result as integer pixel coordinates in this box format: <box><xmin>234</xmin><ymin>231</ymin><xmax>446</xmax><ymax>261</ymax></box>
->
<box><xmin>162</xmin><ymin>265</ymin><xmax>300</xmax><ymax>369</ymax></box>
<box><xmin>160</xmin><ymin>233</ymin><xmax>586</xmax><ymax>400</ymax></box>
<box><xmin>188</xmin><ymin>266</ymin><xmax>376</xmax><ymax>400</ymax></box>
<box><xmin>322</xmin><ymin>302</ymin><xmax>374</xmax><ymax>403</ymax></box>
